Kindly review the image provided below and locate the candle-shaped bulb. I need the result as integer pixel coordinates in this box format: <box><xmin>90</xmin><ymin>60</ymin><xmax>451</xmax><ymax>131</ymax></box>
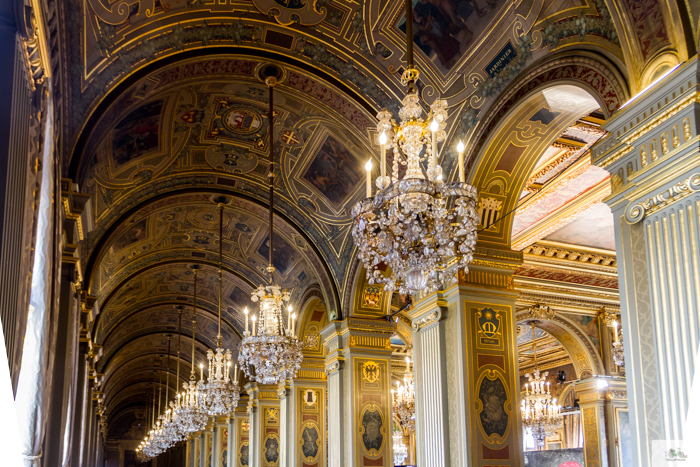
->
<box><xmin>457</xmin><ymin>140</ymin><xmax>465</xmax><ymax>153</ymax></box>
<box><xmin>288</xmin><ymin>305</ymin><xmax>292</xmax><ymax>312</ymax></box>
<box><xmin>365</xmin><ymin>160</ymin><xmax>372</xmax><ymax>197</ymax></box>
<box><xmin>430</xmin><ymin>119</ymin><xmax>439</xmax><ymax>132</ymax></box>
<box><xmin>244</xmin><ymin>307</ymin><xmax>249</xmax><ymax>315</ymax></box>
<box><xmin>379</xmin><ymin>132</ymin><xmax>387</xmax><ymax>145</ymax></box>
<box><xmin>457</xmin><ymin>140</ymin><xmax>466</xmax><ymax>182</ymax></box>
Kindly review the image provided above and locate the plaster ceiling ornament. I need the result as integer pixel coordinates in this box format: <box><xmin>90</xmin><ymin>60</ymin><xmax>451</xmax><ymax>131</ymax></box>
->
<box><xmin>392</xmin><ymin>355</ymin><xmax>415</xmax><ymax>432</ymax></box>
<box><xmin>172</xmin><ymin>266</ymin><xmax>208</xmax><ymax>435</ymax></box>
<box><xmin>198</xmin><ymin>200</ymin><xmax>241</xmax><ymax>416</ymax></box>
<box><xmin>350</xmin><ymin>0</ymin><xmax>479</xmax><ymax>294</ymax></box>
<box><xmin>521</xmin><ymin>321</ymin><xmax>563</xmax><ymax>449</ymax></box>
<box><xmin>238</xmin><ymin>68</ymin><xmax>304</xmax><ymax>386</ymax></box>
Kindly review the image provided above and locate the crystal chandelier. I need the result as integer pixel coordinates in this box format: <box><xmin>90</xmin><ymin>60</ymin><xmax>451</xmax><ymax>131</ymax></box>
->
<box><xmin>237</xmin><ymin>69</ymin><xmax>304</xmax><ymax>385</ymax></box>
<box><xmin>160</xmin><ymin>335</ymin><xmax>181</xmax><ymax>447</ymax></box>
<box><xmin>392</xmin><ymin>430</ymin><xmax>408</xmax><ymax>466</ymax></box>
<box><xmin>392</xmin><ymin>355</ymin><xmax>415</xmax><ymax>432</ymax></box>
<box><xmin>173</xmin><ymin>266</ymin><xmax>208</xmax><ymax>434</ymax></box>
<box><xmin>350</xmin><ymin>0</ymin><xmax>479</xmax><ymax>294</ymax></box>
<box><xmin>198</xmin><ymin>200</ymin><xmax>241</xmax><ymax>414</ymax></box>
<box><xmin>521</xmin><ymin>322</ymin><xmax>562</xmax><ymax>448</ymax></box>
<box><xmin>164</xmin><ymin>307</ymin><xmax>185</xmax><ymax>444</ymax></box>
<box><xmin>611</xmin><ymin>319</ymin><xmax>624</xmax><ymax>367</ymax></box>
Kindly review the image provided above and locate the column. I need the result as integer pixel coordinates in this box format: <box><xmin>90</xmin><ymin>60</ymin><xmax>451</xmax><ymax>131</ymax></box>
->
<box><xmin>187</xmin><ymin>436</ymin><xmax>196</xmax><ymax>467</ymax></box>
<box><xmin>409</xmin><ymin>251</ymin><xmax>523</xmax><ymax>467</ymax></box>
<box><xmin>277</xmin><ymin>381</ymin><xmax>292</xmax><ymax>467</ymax></box>
<box><xmin>591</xmin><ymin>57</ymin><xmax>700</xmax><ymax>466</ymax></box>
<box><xmin>226</xmin><ymin>416</ymin><xmax>236</xmax><ymax>467</ymax></box>
<box><xmin>321</xmin><ymin>318</ymin><xmax>396</xmax><ymax>467</ymax></box>
<box><xmin>212</xmin><ymin>424</ymin><xmax>220</xmax><ymax>467</ymax></box>
<box><xmin>198</xmin><ymin>430</ymin><xmax>209</xmax><ymax>467</ymax></box>
<box><xmin>573</xmin><ymin>378</ymin><xmax>611</xmax><ymax>467</ymax></box>
<box><xmin>245</xmin><ymin>382</ymin><xmax>260</xmax><ymax>467</ymax></box>
<box><xmin>288</xmin><ymin>375</ymin><xmax>327</xmax><ymax>467</ymax></box>
<box><xmin>70</xmin><ymin>342</ymin><xmax>88</xmax><ymax>467</ymax></box>
<box><xmin>256</xmin><ymin>385</ymin><xmax>280</xmax><ymax>467</ymax></box>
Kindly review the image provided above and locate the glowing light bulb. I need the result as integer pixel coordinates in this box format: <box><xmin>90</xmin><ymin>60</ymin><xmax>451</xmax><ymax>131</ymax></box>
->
<box><xmin>379</xmin><ymin>132</ymin><xmax>387</xmax><ymax>145</ymax></box>
<box><xmin>457</xmin><ymin>140</ymin><xmax>465</xmax><ymax>153</ymax></box>
<box><xmin>430</xmin><ymin>119</ymin><xmax>439</xmax><ymax>132</ymax></box>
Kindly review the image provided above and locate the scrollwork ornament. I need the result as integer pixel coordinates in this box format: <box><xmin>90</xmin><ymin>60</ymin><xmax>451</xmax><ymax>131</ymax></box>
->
<box><xmin>626</xmin><ymin>173</ymin><xmax>700</xmax><ymax>223</ymax></box>
<box><xmin>411</xmin><ymin>310</ymin><xmax>440</xmax><ymax>331</ymax></box>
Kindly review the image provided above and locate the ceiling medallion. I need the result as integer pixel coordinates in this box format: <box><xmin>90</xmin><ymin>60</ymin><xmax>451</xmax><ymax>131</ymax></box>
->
<box><xmin>351</xmin><ymin>0</ymin><xmax>479</xmax><ymax>294</ymax></box>
<box><xmin>198</xmin><ymin>198</ymin><xmax>241</xmax><ymax>415</ymax></box>
<box><xmin>521</xmin><ymin>321</ymin><xmax>563</xmax><ymax>448</ymax></box>
<box><xmin>238</xmin><ymin>67</ymin><xmax>304</xmax><ymax>385</ymax></box>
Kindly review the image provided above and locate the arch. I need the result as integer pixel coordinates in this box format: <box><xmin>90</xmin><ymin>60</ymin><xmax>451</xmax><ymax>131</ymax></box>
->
<box><xmin>516</xmin><ymin>311</ymin><xmax>605</xmax><ymax>378</ymax></box>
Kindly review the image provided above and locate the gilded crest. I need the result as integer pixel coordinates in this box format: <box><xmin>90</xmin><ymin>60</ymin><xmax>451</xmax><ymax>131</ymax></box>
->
<box><xmin>362</xmin><ymin>285</ymin><xmax>382</xmax><ymax>308</ymax></box>
<box><xmin>362</xmin><ymin>361</ymin><xmax>380</xmax><ymax>383</ymax></box>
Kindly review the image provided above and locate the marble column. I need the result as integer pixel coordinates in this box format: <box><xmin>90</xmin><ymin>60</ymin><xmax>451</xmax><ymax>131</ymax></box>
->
<box><xmin>321</xmin><ymin>317</ymin><xmax>396</xmax><ymax>467</ymax></box>
<box><xmin>277</xmin><ymin>380</ymin><xmax>292</xmax><ymax>467</ymax></box>
<box><xmin>226</xmin><ymin>416</ymin><xmax>236</xmax><ymax>467</ymax></box>
<box><xmin>591</xmin><ymin>57</ymin><xmax>700</xmax><ymax>467</ymax></box>
<box><xmin>288</xmin><ymin>375</ymin><xmax>327</xmax><ymax>467</ymax></box>
<box><xmin>409</xmin><ymin>251</ymin><xmax>523</xmax><ymax>467</ymax></box>
<box><xmin>199</xmin><ymin>430</ymin><xmax>209</xmax><ymax>467</ymax></box>
<box><xmin>187</xmin><ymin>436</ymin><xmax>196</xmax><ymax>467</ymax></box>
<box><xmin>212</xmin><ymin>424</ymin><xmax>220</xmax><ymax>467</ymax></box>
<box><xmin>245</xmin><ymin>382</ymin><xmax>260</xmax><ymax>467</ymax></box>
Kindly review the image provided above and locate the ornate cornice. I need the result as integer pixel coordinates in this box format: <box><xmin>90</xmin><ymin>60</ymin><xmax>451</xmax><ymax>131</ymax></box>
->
<box><xmin>627</xmin><ymin>173</ymin><xmax>700</xmax><ymax>223</ymax></box>
<box><xmin>522</xmin><ymin>242</ymin><xmax>616</xmax><ymax>268</ymax></box>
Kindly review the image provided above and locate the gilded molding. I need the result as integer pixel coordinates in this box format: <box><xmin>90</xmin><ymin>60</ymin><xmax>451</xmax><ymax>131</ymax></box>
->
<box><xmin>606</xmin><ymin>390</ymin><xmax>627</xmax><ymax>400</ymax></box>
<box><xmin>599</xmin><ymin>311</ymin><xmax>619</xmax><ymax>327</ymax></box>
<box><xmin>526</xmin><ymin>304</ymin><xmax>555</xmax><ymax>320</ymax></box>
<box><xmin>626</xmin><ymin>173</ymin><xmax>700</xmax><ymax>223</ymax></box>
<box><xmin>522</xmin><ymin>243</ymin><xmax>616</xmax><ymax>267</ymax></box>
<box><xmin>411</xmin><ymin>310</ymin><xmax>441</xmax><ymax>331</ymax></box>
<box><xmin>324</xmin><ymin>361</ymin><xmax>342</xmax><ymax>375</ymax></box>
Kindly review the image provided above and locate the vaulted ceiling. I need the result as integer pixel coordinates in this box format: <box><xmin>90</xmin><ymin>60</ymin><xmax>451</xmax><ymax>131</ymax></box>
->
<box><xmin>58</xmin><ymin>0</ymin><xmax>695</xmax><ymax>442</ymax></box>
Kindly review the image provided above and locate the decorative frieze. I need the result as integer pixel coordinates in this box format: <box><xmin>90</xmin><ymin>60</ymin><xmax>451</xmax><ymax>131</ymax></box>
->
<box><xmin>522</xmin><ymin>243</ymin><xmax>616</xmax><ymax>267</ymax></box>
<box><xmin>626</xmin><ymin>172</ymin><xmax>700</xmax><ymax>223</ymax></box>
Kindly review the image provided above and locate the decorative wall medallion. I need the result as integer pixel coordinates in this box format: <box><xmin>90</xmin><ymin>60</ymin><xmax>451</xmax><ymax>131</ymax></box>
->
<box><xmin>304</xmin><ymin>389</ymin><xmax>318</xmax><ymax>406</ymax></box>
<box><xmin>304</xmin><ymin>332</ymin><xmax>320</xmax><ymax>350</ymax></box>
<box><xmin>360</xmin><ymin>404</ymin><xmax>385</xmax><ymax>455</ymax></box>
<box><xmin>222</xmin><ymin>108</ymin><xmax>264</xmax><ymax>134</ymax></box>
<box><xmin>477</xmin><ymin>371</ymin><xmax>509</xmax><ymax>440</ymax></box>
<box><xmin>362</xmin><ymin>285</ymin><xmax>382</xmax><ymax>308</ymax></box>
<box><xmin>279</xmin><ymin>128</ymin><xmax>303</xmax><ymax>147</ymax></box>
<box><xmin>477</xmin><ymin>307</ymin><xmax>502</xmax><ymax>347</ymax></box>
<box><xmin>263</xmin><ymin>433</ymin><xmax>280</xmax><ymax>465</ymax></box>
<box><xmin>300</xmin><ymin>421</ymin><xmax>321</xmax><ymax>462</ymax></box>
<box><xmin>478</xmin><ymin>197</ymin><xmax>503</xmax><ymax>230</ymax></box>
<box><xmin>252</xmin><ymin>0</ymin><xmax>326</xmax><ymax>26</ymax></box>
<box><xmin>241</xmin><ymin>419</ymin><xmax>249</xmax><ymax>431</ymax></box>
<box><xmin>361</xmin><ymin>361</ymin><xmax>380</xmax><ymax>383</ymax></box>
<box><xmin>266</xmin><ymin>407</ymin><xmax>279</xmax><ymax>422</ymax></box>
<box><xmin>239</xmin><ymin>441</ymin><xmax>250</xmax><ymax>467</ymax></box>
<box><xmin>183</xmin><ymin>230</ymin><xmax>216</xmax><ymax>249</ymax></box>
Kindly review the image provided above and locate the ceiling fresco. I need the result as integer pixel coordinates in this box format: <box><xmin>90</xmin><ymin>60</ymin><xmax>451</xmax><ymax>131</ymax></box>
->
<box><xmin>57</xmin><ymin>0</ymin><xmax>695</xmax><ymax>440</ymax></box>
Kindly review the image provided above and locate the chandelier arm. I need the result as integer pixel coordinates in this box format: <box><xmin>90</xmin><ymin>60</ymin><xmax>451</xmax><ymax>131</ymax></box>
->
<box><xmin>218</xmin><ymin>203</ymin><xmax>224</xmax><ymax>348</ymax></box>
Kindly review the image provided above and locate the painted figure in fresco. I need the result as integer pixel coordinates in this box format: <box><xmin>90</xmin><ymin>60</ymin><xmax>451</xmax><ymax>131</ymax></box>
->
<box><xmin>303</xmin><ymin>136</ymin><xmax>362</xmax><ymax>205</ymax></box>
<box><xmin>478</xmin><ymin>377</ymin><xmax>508</xmax><ymax>437</ymax></box>
<box><xmin>361</xmin><ymin>410</ymin><xmax>384</xmax><ymax>452</ymax></box>
<box><xmin>257</xmin><ymin>235</ymin><xmax>299</xmax><ymax>275</ymax></box>
<box><xmin>264</xmin><ymin>436</ymin><xmax>279</xmax><ymax>463</ymax></box>
<box><xmin>239</xmin><ymin>444</ymin><xmax>249</xmax><ymax>466</ymax></box>
<box><xmin>112</xmin><ymin>100</ymin><xmax>163</xmax><ymax>167</ymax></box>
<box><xmin>301</xmin><ymin>425</ymin><xmax>320</xmax><ymax>459</ymax></box>
<box><xmin>112</xmin><ymin>218</ymin><xmax>147</xmax><ymax>252</ymax></box>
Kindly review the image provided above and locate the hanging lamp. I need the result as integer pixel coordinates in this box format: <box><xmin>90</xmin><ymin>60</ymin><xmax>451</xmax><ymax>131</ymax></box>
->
<box><xmin>174</xmin><ymin>266</ymin><xmax>208</xmax><ymax>434</ymax></box>
<box><xmin>350</xmin><ymin>0</ymin><xmax>479</xmax><ymax>293</ymax></box>
<box><xmin>238</xmin><ymin>67</ymin><xmax>304</xmax><ymax>385</ymax></box>
<box><xmin>198</xmin><ymin>201</ymin><xmax>240</xmax><ymax>414</ymax></box>
<box><xmin>521</xmin><ymin>321</ymin><xmax>563</xmax><ymax>448</ymax></box>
